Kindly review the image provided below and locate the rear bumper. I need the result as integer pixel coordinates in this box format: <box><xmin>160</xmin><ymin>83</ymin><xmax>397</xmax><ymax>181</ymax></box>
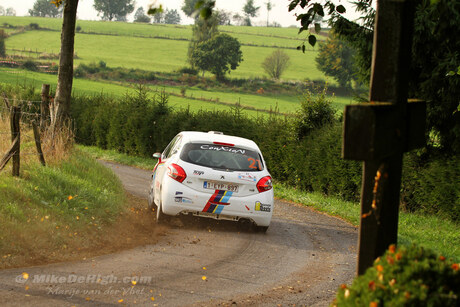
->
<box><xmin>161</xmin><ymin>178</ymin><xmax>273</xmax><ymax>227</ymax></box>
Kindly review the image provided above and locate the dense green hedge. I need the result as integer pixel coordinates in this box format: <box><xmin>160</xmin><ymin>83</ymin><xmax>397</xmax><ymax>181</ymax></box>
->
<box><xmin>68</xmin><ymin>87</ymin><xmax>459</xmax><ymax>221</ymax></box>
<box><xmin>0</xmin><ymin>83</ymin><xmax>456</xmax><ymax>221</ymax></box>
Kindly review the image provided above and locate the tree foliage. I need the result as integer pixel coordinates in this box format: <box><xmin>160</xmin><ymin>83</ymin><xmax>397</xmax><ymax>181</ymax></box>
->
<box><xmin>190</xmin><ymin>33</ymin><xmax>243</xmax><ymax>79</ymax></box>
<box><xmin>187</xmin><ymin>13</ymin><xmax>219</xmax><ymax>67</ymax></box>
<box><xmin>5</xmin><ymin>7</ymin><xmax>16</xmax><ymax>16</ymax></box>
<box><xmin>181</xmin><ymin>0</ymin><xmax>200</xmax><ymax>17</ymax></box>
<box><xmin>133</xmin><ymin>7</ymin><xmax>151</xmax><ymax>23</ymax></box>
<box><xmin>243</xmin><ymin>0</ymin><xmax>260</xmax><ymax>26</ymax></box>
<box><xmin>329</xmin><ymin>0</ymin><xmax>460</xmax><ymax>153</ymax></box>
<box><xmin>29</xmin><ymin>0</ymin><xmax>62</xmax><ymax>17</ymax></box>
<box><xmin>261</xmin><ymin>49</ymin><xmax>290</xmax><ymax>80</ymax></box>
<box><xmin>164</xmin><ymin>9</ymin><xmax>181</xmax><ymax>24</ymax></box>
<box><xmin>93</xmin><ymin>0</ymin><xmax>135</xmax><ymax>21</ymax></box>
<box><xmin>315</xmin><ymin>31</ymin><xmax>357</xmax><ymax>88</ymax></box>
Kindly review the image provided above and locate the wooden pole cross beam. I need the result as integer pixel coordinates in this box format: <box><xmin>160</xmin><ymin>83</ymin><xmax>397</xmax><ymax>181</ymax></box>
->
<box><xmin>341</xmin><ymin>0</ymin><xmax>426</xmax><ymax>275</ymax></box>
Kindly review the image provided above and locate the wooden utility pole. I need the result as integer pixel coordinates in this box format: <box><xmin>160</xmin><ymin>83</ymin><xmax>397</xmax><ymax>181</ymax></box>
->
<box><xmin>342</xmin><ymin>0</ymin><xmax>426</xmax><ymax>275</ymax></box>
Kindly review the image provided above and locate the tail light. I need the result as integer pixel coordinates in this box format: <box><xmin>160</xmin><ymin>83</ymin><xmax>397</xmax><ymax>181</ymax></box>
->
<box><xmin>167</xmin><ymin>163</ymin><xmax>187</xmax><ymax>183</ymax></box>
<box><xmin>257</xmin><ymin>176</ymin><xmax>272</xmax><ymax>193</ymax></box>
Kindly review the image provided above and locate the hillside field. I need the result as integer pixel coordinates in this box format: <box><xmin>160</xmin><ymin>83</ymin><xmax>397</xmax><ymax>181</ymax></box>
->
<box><xmin>0</xmin><ymin>16</ymin><xmax>353</xmax><ymax>116</ymax></box>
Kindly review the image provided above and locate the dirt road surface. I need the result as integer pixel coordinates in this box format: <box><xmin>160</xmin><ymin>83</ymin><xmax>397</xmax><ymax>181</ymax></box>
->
<box><xmin>0</xmin><ymin>161</ymin><xmax>357</xmax><ymax>306</ymax></box>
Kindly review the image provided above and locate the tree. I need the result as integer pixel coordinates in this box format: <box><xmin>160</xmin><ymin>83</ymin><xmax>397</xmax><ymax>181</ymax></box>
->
<box><xmin>215</xmin><ymin>9</ymin><xmax>231</xmax><ymax>26</ymax></box>
<box><xmin>243</xmin><ymin>0</ymin><xmax>260</xmax><ymax>26</ymax></box>
<box><xmin>134</xmin><ymin>7</ymin><xmax>151</xmax><ymax>23</ymax></box>
<box><xmin>152</xmin><ymin>10</ymin><xmax>164</xmax><ymax>23</ymax></box>
<box><xmin>187</xmin><ymin>14</ymin><xmax>219</xmax><ymax>67</ymax></box>
<box><xmin>5</xmin><ymin>7</ymin><xmax>16</xmax><ymax>16</ymax></box>
<box><xmin>190</xmin><ymin>33</ymin><xmax>243</xmax><ymax>79</ymax></box>
<box><xmin>0</xmin><ymin>6</ymin><xmax>4</xmax><ymax>16</ymax></box>
<box><xmin>262</xmin><ymin>49</ymin><xmax>290</xmax><ymax>79</ymax></box>
<box><xmin>93</xmin><ymin>0</ymin><xmax>135</xmax><ymax>21</ymax></box>
<box><xmin>164</xmin><ymin>9</ymin><xmax>181</xmax><ymax>24</ymax></box>
<box><xmin>29</xmin><ymin>0</ymin><xmax>62</xmax><ymax>17</ymax></box>
<box><xmin>265</xmin><ymin>1</ymin><xmax>273</xmax><ymax>27</ymax></box>
<box><xmin>329</xmin><ymin>0</ymin><xmax>460</xmax><ymax>153</ymax></box>
<box><xmin>315</xmin><ymin>32</ymin><xmax>357</xmax><ymax>88</ymax></box>
<box><xmin>0</xmin><ymin>30</ymin><xmax>6</xmax><ymax>58</ymax></box>
<box><xmin>51</xmin><ymin>0</ymin><xmax>79</xmax><ymax>130</ymax></box>
<box><xmin>181</xmin><ymin>0</ymin><xmax>200</xmax><ymax>18</ymax></box>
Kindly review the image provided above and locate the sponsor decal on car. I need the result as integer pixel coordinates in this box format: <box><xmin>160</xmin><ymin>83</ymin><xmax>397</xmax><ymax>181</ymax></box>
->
<box><xmin>193</xmin><ymin>170</ymin><xmax>204</xmax><ymax>176</ymax></box>
<box><xmin>199</xmin><ymin>144</ymin><xmax>246</xmax><ymax>155</ymax></box>
<box><xmin>175</xmin><ymin>197</ymin><xmax>193</xmax><ymax>204</ymax></box>
<box><xmin>238</xmin><ymin>172</ymin><xmax>257</xmax><ymax>182</ymax></box>
<box><xmin>255</xmin><ymin>201</ymin><xmax>271</xmax><ymax>212</ymax></box>
<box><xmin>202</xmin><ymin>190</ymin><xmax>233</xmax><ymax>214</ymax></box>
<box><xmin>175</xmin><ymin>191</ymin><xmax>183</xmax><ymax>195</ymax></box>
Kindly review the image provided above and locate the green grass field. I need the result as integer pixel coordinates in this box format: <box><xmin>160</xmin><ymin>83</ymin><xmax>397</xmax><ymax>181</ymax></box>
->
<box><xmin>0</xmin><ymin>16</ymin><xmax>349</xmax><ymax>116</ymax></box>
<box><xmin>0</xmin><ymin>68</ymin><xmax>352</xmax><ymax>116</ymax></box>
<box><xmin>0</xmin><ymin>16</ymin><xmax>323</xmax><ymax>47</ymax></box>
<box><xmin>5</xmin><ymin>30</ymin><xmax>324</xmax><ymax>81</ymax></box>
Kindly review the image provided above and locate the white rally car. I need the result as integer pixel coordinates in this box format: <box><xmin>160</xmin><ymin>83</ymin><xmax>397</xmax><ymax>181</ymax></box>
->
<box><xmin>148</xmin><ymin>131</ymin><xmax>274</xmax><ymax>232</ymax></box>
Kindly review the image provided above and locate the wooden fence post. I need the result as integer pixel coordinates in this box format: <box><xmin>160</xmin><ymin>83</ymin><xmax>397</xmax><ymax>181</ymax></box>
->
<box><xmin>40</xmin><ymin>84</ymin><xmax>50</xmax><ymax>130</ymax></box>
<box><xmin>10</xmin><ymin>106</ymin><xmax>20</xmax><ymax>176</ymax></box>
<box><xmin>32</xmin><ymin>121</ymin><xmax>46</xmax><ymax>166</ymax></box>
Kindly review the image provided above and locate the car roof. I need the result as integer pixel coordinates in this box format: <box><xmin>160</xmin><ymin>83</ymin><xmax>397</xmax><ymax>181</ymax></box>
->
<box><xmin>178</xmin><ymin>131</ymin><xmax>260</xmax><ymax>151</ymax></box>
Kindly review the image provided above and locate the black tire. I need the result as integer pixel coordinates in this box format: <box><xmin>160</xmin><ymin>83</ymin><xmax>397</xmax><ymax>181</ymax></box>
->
<box><xmin>147</xmin><ymin>186</ymin><xmax>156</xmax><ymax>213</ymax></box>
<box><xmin>156</xmin><ymin>201</ymin><xmax>169</xmax><ymax>224</ymax></box>
<box><xmin>255</xmin><ymin>226</ymin><xmax>269</xmax><ymax>233</ymax></box>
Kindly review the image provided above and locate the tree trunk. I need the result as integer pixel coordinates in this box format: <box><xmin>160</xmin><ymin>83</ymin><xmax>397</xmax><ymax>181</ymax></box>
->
<box><xmin>52</xmin><ymin>0</ymin><xmax>79</xmax><ymax>130</ymax></box>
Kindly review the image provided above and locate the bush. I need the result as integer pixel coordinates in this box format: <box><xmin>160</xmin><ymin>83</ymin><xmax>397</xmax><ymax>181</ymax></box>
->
<box><xmin>261</xmin><ymin>49</ymin><xmax>290</xmax><ymax>79</ymax></box>
<box><xmin>178</xmin><ymin>67</ymin><xmax>198</xmax><ymax>75</ymax></box>
<box><xmin>22</xmin><ymin>60</ymin><xmax>38</xmax><ymax>71</ymax></box>
<box><xmin>295</xmin><ymin>84</ymin><xmax>336</xmax><ymax>140</ymax></box>
<box><xmin>333</xmin><ymin>245</ymin><xmax>460</xmax><ymax>306</ymax></box>
<box><xmin>402</xmin><ymin>153</ymin><xmax>460</xmax><ymax>221</ymax></box>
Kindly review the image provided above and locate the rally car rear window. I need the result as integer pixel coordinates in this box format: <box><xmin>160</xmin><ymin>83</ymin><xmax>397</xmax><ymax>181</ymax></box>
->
<box><xmin>180</xmin><ymin>143</ymin><xmax>264</xmax><ymax>171</ymax></box>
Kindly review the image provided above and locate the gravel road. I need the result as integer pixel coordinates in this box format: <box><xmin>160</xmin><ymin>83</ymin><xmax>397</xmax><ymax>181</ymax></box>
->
<box><xmin>0</xmin><ymin>161</ymin><xmax>357</xmax><ymax>306</ymax></box>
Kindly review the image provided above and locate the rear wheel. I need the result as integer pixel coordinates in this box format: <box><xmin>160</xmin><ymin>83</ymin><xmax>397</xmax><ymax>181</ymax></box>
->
<box><xmin>255</xmin><ymin>226</ymin><xmax>269</xmax><ymax>233</ymax></box>
<box><xmin>147</xmin><ymin>186</ymin><xmax>156</xmax><ymax>213</ymax></box>
<box><xmin>156</xmin><ymin>201</ymin><xmax>169</xmax><ymax>224</ymax></box>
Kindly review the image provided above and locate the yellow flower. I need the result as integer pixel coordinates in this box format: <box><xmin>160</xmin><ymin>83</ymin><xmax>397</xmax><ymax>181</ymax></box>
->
<box><xmin>202</xmin><ymin>276</ymin><xmax>207</xmax><ymax>281</ymax></box>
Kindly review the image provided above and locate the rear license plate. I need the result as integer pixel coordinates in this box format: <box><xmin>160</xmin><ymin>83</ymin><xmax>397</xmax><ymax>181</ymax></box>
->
<box><xmin>204</xmin><ymin>181</ymin><xmax>239</xmax><ymax>192</ymax></box>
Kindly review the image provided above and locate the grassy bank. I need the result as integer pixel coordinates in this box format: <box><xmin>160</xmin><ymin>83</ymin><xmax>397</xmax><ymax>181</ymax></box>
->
<box><xmin>0</xmin><ymin>117</ymin><xmax>132</xmax><ymax>268</ymax></box>
<box><xmin>275</xmin><ymin>183</ymin><xmax>460</xmax><ymax>262</ymax></box>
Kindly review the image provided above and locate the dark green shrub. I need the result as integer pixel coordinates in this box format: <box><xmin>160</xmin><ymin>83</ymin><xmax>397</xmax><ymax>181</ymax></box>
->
<box><xmin>178</xmin><ymin>67</ymin><xmax>198</xmax><ymax>75</ymax></box>
<box><xmin>76</xmin><ymin>25</ymin><xmax>81</xmax><ymax>32</ymax></box>
<box><xmin>29</xmin><ymin>23</ymin><xmax>40</xmax><ymax>30</ymax></box>
<box><xmin>402</xmin><ymin>153</ymin><xmax>460</xmax><ymax>221</ymax></box>
<box><xmin>22</xmin><ymin>60</ymin><xmax>38</xmax><ymax>71</ymax></box>
<box><xmin>333</xmin><ymin>245</ymin><xmax>460</xmax><ymax>306</ymax></box>
<box><xmin>295</xmin><ymin>85</ymin><xmax>336</xmax><ymax>140</ymax></box>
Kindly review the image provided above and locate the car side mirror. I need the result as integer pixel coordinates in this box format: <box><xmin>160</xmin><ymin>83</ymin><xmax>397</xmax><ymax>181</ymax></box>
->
<box><xmin>153</xmin><ymin>153</ymin><xmax>161</xmax><ymax>159</ymax></box>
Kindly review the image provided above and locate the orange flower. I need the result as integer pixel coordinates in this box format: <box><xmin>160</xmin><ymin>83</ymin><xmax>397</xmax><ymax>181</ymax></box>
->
<box><xmin>368</xmin><ymin>280</ymin><xmax>376</xmax><ymax>291</ymax></box>
<box><xmin>67</xmin><ymin>195</ymin><xmax>73</xmax><ymax>200</ymax></box>
<box><xmin>386</xmin><ymin>255</ymin><xmax>395</xmax><ymax>265</ymax></box>
<box><xmin>376</xmin><ymin>265</ymin><xmax>384</xmax><ymax>272</ymax></box>
<box><xmin>388</xmin><ymin>244</ymin><xmax>396</xmax><ymax>254</ymax></box>
<box><xmin>340</xmin><ymin>284</ymin><xmax>347</xmax><ymax>290</ymax></box>
<box><xmin>439</xmin><ymin>256</ymin><xmax>446</xmax><ymax>261</ymax></box>
<box><xmin>395</xmin><ymin>253</ymin><xmax>402</xmax><ymax>260</ymax></box>
<box><xmin>452</xmin><ymin>263</ymin><xmax>459</xmax><ymax>271</ymax></box>
<box><xmin>369</xmin><ymin>302</ymin><xmax>378</xmax><ymax>307</ymax></box>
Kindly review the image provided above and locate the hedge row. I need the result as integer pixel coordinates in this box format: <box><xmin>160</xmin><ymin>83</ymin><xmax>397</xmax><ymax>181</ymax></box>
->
<box><xmin>68</xmin><ymin>87</ymin><xmax>459</xmax><ymax>221</ymax></box>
